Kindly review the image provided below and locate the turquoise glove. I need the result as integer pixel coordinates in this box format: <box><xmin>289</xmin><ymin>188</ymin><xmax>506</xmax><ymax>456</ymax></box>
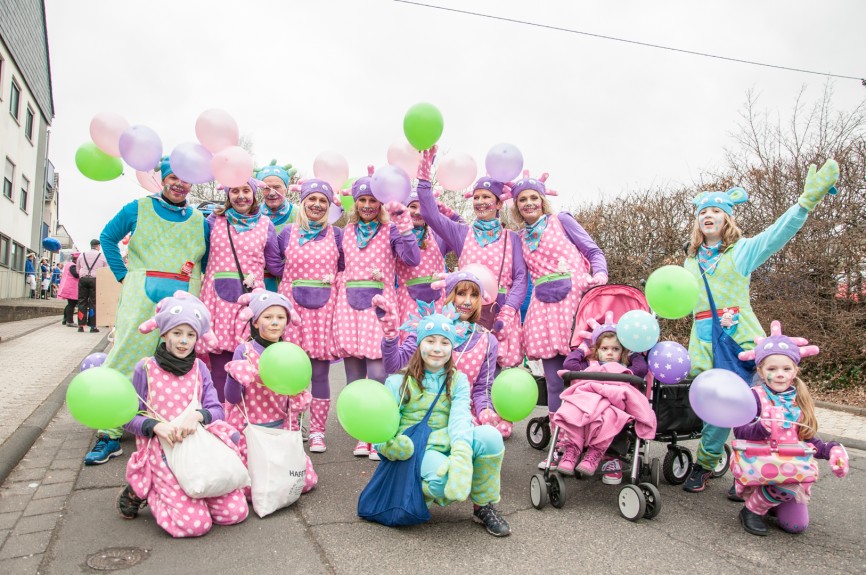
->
<box><xmin>439</xmin><ymin>440</ymin><xmax>473</xmax><ymax>501</ymax></box>
<box><xmin>798</xmin><ymin>159</ymin><xmax>839</xmax><ymax>211</ymax></box>
<box><xmin>378</xmin><ymin>434</ymin><xmax>414</xmax><ymax>461</ymax></box>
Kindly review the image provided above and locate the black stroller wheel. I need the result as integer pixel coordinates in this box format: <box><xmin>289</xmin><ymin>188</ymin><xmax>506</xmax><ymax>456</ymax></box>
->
<box><xmin>712</xmin><ymin>444</ymin><xmax>732</xmax><ymax>478</ymax></box>
<box><xmin>650</xmin><ymin>457</ymin><xmax>661</xmax><ymax>488</ymax></box>
<box><xmin>549</xmin><ymin>473</ymin><xmax>567</xmax><ymax>509</ymax></box>
<box><xmin>663</xmin><ymin>447</ymin><xmax>693</xmax><ymax>485</ymax></box>
<box><xmin>638</xmin><ymin>482</ymin><xmax>662</xmax><ymax>520</ymax></box>
<box><xmin>526</xmin><ymin>416</ymin><xmax>551</xmax><ymax>450</ymax></box>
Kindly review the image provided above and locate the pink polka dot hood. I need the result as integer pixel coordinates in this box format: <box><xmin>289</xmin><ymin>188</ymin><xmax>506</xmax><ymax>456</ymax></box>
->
<box><xmin>138</xmin><ymin>290</ymin><xmax>219</xmax><ymax>354</ymax></box>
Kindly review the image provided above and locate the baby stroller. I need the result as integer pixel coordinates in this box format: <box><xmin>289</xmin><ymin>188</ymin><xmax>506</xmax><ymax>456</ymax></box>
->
<box><xmin>527</xmin><ymin>284</ymin><xmax>732</xmax><ymax>521</ymax></box>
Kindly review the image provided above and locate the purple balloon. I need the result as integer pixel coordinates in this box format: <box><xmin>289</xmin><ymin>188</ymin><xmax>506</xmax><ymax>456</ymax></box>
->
<box><xmin>370</xmin><ymin>165</ymin><xmax>410</xmax><ymax>205</ymax></box>
<box><xmin>170</xmin><ymin>142</ymin><xmax>214</xmax><ymax>184</ymax></box>
<box><xmin>648</xmin><ymin>341</ymin><xmax>691</xmax><ymax>384</ymax></box>
<box><xmin>689</xmin><ymin>369</ymin><xmax>755</xmax><ymax>428</ymax></box>
<box><xmin>80</xmin><ymin>352</ymin><xmax>108</xmax><ymax>372</ymax></box>
<box><xmin>119</xmin><ymin>125</ymin><xmax>163</xmax><ymax>171</ymax></box>
<box><xmin>485</xmin><ymin>143</ymin><xmax>524</xmax><ymax>182</ymax></box>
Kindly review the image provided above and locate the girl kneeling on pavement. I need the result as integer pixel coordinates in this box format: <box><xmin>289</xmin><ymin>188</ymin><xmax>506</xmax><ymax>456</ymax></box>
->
<box><xmin>117</xmin><ymin>291</ymin><xmax>249</xmax><ymax>537</ymax></box>
<box><xmin>361</xmin><ymin>302</ymin><xmax>511</xmax><ymax>537</ymax></box>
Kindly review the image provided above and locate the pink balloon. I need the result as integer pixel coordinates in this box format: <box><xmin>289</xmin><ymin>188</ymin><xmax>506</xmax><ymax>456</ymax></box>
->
<box><xmin>211</xmin><ymin>146</ymin><xmax>254</xmax><ymax>187</ymax></box>
<box><xmin>437</xmin><ymin>152</ymin><xmax>477</xmax><ymax>191</ymax></box>
<box><xmin>313</xmin><ymin>150</ymin><xmax>350</xmax><ymax>190</ymax></box>
<box><xmin>90</xmin><ymin>113</ymin><xmax>129</xmax><ymax>157</ymax></box>
<box><xmin>370</xmin><ymin>165</ymin><xmax>411</xmax><ymax>205</ymax></box>
<box><xmin>387</xmin><ymin>140</ymin><xmax>421</xmax><ymax>179</ymax></box>
<box><xmin>195</xmin><ymin>109</ymin><xmax>239</xmax><ymax>154</ymax></box>
<box><xmin>461</xmin><ymin>263</ymin><xmax>498</xmax><ymax>305</ymax></box>
<box><xmin>135</xmin><ymin>170</ymin><xmax>162</xmax><ymax>193</ymax></box>
<box><xmin>327</xmin><ymin>203</ymin><xmax>344</xmax><ymax>225</ymax></box>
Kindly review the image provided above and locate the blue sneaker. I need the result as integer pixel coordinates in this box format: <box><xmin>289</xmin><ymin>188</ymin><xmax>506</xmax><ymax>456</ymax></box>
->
<box><xmin>84</xmin><ymin>435</ymin><xmax>122</xmax><ymax>465</ymax></box>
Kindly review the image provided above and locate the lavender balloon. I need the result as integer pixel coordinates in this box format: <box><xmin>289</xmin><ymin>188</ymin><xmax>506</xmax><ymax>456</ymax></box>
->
<box><xmin>370</xmin><ymin>165</ymin><xmax>411</xmax><ymax>205</ymax></box>
<box><xmin>327</xmin><ymin>203</ymin><xmax>344</xmax><ymax>225</ymax></box>
<box><xmin>119</xmin><ymin>125</ymin><xmax>163</xmax><ymax>172</ymax></box>
<box><xmin>648</xmin><ymin>341</ymin><xmax>691</xmax><ymax>384</ymax></box>
<box><xmin>80</xmin><ymin>352</ymin><xmax>108</xmax><ymax>372</ymax></box>
<box><xmin>485</xmin><ymin>143</ymin><xmax>523</xmax><ymax>182</ymax></box>
<box><xmin>689</xmin><ymin>368</ymin><xmax>755</xmax><ymax>428</ymax></box>
<box><xmin>170</xmin><ymin>143</ymin><xmax>214</xmax><ymax>184</ymax></box>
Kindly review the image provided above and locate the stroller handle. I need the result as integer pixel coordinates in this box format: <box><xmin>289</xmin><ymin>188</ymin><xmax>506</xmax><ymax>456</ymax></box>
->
<box><xmin>562</xmin><ymin>370</ymin><xmax>646</xmax><ymax>388</ymax></box>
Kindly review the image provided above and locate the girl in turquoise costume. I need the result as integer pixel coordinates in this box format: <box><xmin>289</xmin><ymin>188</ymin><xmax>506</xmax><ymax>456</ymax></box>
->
<box><xmin>257</xmin><ymin>160</ymin><xmax>297</xmax><ymax>292</ymax></box>
<box><xmin>682</xmin><ymin>159</ymin><xmax>840</xmax><ymax>494</ymax></box>
<box><xmin>89</xmin><ymin>157</ymin><xmax>211</xmax><ymax>466</ymax></box>
<box><xmin>366</xmin><ymin>302</ymin><xmax>511</xmax><ymax>537</ymax></box>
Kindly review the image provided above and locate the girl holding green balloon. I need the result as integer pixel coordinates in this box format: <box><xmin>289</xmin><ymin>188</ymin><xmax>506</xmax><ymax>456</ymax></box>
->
<box><xmin>682</xmin><ymin>159</ymin><xmax>840</xmax><ymax>494</ymax></box>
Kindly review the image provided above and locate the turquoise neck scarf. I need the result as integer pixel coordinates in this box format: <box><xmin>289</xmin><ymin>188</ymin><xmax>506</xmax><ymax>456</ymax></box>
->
<box><xmin>763</xmin><ymin>385</ymin><xmax>800</xmax><ymax>429</ymax></box>
<box><xmin>225</xmin><ymin>208</ymin><xmax>261</xmax><ymax>234</ymax></box>
<box><xmin>524</xmin><ymin>215</ymin><xmax>549</xmax><ymax>252</ymax></box>
<box><xmin>412</xmin><ymin>225</ymin><xmax>427</xmax><ymax>246</ymax></box>
<box><xmin>261</xmin><ymin>201</ymin><xmax>291</xmax><ymax>222</ymax></box>
<box><xmin>355</xmin><ymin>220</ymin><xmax>381</xmax><ymax>249</ymax></box>
<box><xmin>299</xmin><ymin>221</ymin><xmax>325</xmax><ymax>246</ymax></box>
<box><xmin>698</xmin><ymin>242</ymin><xmax>722</xmax><ymax>275</ymax></box>
<box><xmin>473</xmin><ymin>218</ymin><xmax>502</xmax><ymax>247</ymax></box>
<box><xmin>151</xmin><ymin>193</ymin><xmax>188</xmax><ymax>216</ymax></box>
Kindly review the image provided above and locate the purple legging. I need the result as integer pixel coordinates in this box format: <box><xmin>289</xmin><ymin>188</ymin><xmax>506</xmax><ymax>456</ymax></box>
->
<box><xmin>775</xmin><ymin>501</ymin><xmax>810</xmax><ymax>534</ymax></box>
<box><xmin>311</xmin><ymin>359</ymin><xmax>332</xmax><ymax>399</ymax></box>
<box><xmin>542</xmin><ymin>355</ymin><xmax>566</xmax><ymax>412</ymax></box>
<box><xmin>209</xmin><ymin>350</ymin><xmax>234</xmax><ymax>403</ymax></box>
<box><xmin>344</xmin><ymin>357</ymin><xmax>386</xmax><ymax>386</ymax></box>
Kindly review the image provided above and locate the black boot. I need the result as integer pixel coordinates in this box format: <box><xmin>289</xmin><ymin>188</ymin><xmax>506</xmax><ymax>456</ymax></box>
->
<box><xmin>727</xmin><ymin>483</ymin><xmax>745</xmax><ymax>502</ymax></box>
<box><xmin>740</xmin><ymin>507</ymin><xmax>768</xmax><ymax>536</ymax></box>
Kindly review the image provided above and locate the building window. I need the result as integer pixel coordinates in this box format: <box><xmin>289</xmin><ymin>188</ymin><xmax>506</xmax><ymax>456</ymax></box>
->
<box><xmin>25</xmin><ymin>106</ymin><xmax>34</xmax><ymax>141</ymax></box>
<box><xmin>11</xmin><ymin>242</ymin><xmax>23</xmax><ymax>271</ymax></box>
<box><xmin>3</xmin><ymin>157</ymin><xmax>14</xmax><ymax>201</ymax></box>
<box><xmin>20</xmin><ymin>175</ymin><xmax>29</xmax><ymax>213</ymax></box>
<box><xmin>0</xmin><ymin>234</ymin><xmax>9</xmax><ymax>268</ymax></box>
<box><xmin>10</xmin><ymin>79</ymin><xmax>21</xmax><ymax>121</ymax></box>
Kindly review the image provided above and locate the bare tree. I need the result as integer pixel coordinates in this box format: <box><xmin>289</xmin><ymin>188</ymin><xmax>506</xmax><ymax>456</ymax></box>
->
<box><xmin>188</xmin><ymin>134</ymin><xmax>257</xmax><ymax>205</ymax></box>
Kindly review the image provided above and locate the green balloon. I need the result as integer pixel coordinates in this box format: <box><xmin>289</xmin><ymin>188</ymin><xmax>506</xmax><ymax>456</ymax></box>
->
<box><xmin>645</xmin><ymin>265</ymin><xmax>700</xmax><ymax>319</ymax></box>
<box><xmin>340</xmin><ymin>194</ymin><xmax>355</xmax><ymax>212</ymax></box>
<box><xmin>259</xmin><ymin>342</ymin><xmax>312</xmax><ymax>395</ymax></box>
<box><xmin>75</xmin><ymin>142</ymin><xmax>123</xmax><ymax>181</ymax></box>
<box><xmin>66</xmin><ymin>367</ymin><xmax>139</xmax><ymax>429</ymax></box>
<box><xmin>491</xmin><ymin>368</ymin><xmax>538</xmax><ymax>422</ymax></box>
<box><xmin>403</xmin><ymin>102</ymin><xmax>444</xmax><ymax>151</ymax></box>
<box><xmin>341</xmin><ymin>177</ymin><xmax>358</xmax><ymax>190</ymax></box>
<box><xmin>337</xmin><ymin>379</ymin><xmax>400</xmax><ymax>444</ymax></box>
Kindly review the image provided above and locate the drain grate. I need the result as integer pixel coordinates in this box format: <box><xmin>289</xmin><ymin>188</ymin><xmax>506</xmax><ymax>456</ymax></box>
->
<box><xmin>85</xmin><ymin>547</ymin><xmax>150</xmax><ymax>571</ymax></box>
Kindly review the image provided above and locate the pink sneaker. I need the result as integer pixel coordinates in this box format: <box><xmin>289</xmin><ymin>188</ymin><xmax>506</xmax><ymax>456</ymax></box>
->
<box><xmin>353</xmin><ymin>441</ymin><xmax>370</xmax><ymax>457</ymax></box>
<box><xmin>556</xmin><ymin>442</ymin><xmax>580</xmax><ymax>476</ymax></box>
<box><xmin>309</xmin><ymin>432</ymin><xmax>326</xmax><ymax>453</ymax></box>
<box><xmin>538</xmin><ymin>449</ymin><xmax>560</xmax><ymax>470</ymax></box>
<box><xmin>601</xmin><ymin>457</ymin><xmax>623</xmax><ymax>485</ymax></box>
<box><xmin>576</xmin><ymin>446</ymin><xmax>605</xmax><ymax>478</ymax></box>
<box><xmin>368</xmin><ymin>444</ymin><xmax>380</xmax><ymax>461</ymax></box>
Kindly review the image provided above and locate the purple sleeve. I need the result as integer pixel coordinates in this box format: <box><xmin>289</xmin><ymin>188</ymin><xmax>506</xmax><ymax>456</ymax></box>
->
<box><xmin>199</xmin><ymin>361</ymin><xmax>224</xmax><ymax>422</ymax></box>
<box><xmin>382</xmin><ymin>333</ymin><xmax>416</xmax><ymax>374</ymax></box>
<box><xmin>806</xmin><ymin>436</ymin><xmax>839</xmax><ymax>460</ymax></box>
<box><xmin>563</xmin><ymin>348</ymin><xmax>589</xmax><ymax>372</ymax></box>
<box><xmin>471</xmin><ymin>333</ymin><xmax>499</xmax><ymax>412</ymax></box>
<box><xmin>557</xmin><ymin>213</ymin><xmax>608</xmax><ymax>277</ymax></box>
<box><xmin>223</xmin><ymin>345</ymin><xmax>247</xmax><ymax>405</ymax></box>
<box><xmin>504</xmin><ymin>232</ymin><xmax>528</xmax><ymax>310</ymax></box>
<box><xmin>264</xmin><ymin>220</ymin><xmax>283</xmax><ymax>278</ymax></box>
<box><xmin>733</xmin><ymin>391</ymin><xmax>768</xmax><ymax>440</ymax></box>
<box><xmin>389</xmin><ymin>225</ymin><xmax>421</xmax><ymax>266</ymax></box>
<box><xmin>417</xmin><ymin>179</ymin><xmax>468</xmax><ymax>256</ymax></box>
<box><xmin>277</xmin><ymin>225</ymin><xmax>291</xmax><ymax>261</ymax></box>
<box><xmin>434</xmin><ymin>233</ymin><xmax>450</xmax><ymax>257</ymax></box>
<box><xmin>123</xmin><ymin>360</ymin><xmax>154</xmax><ymax>437</ymax></box>
<box><xmin>628</xmin><ymin>353</ymin><xmax>649</xmax><ymax>378</ymax></box>
<box><xmin>333</xmin><ymin>226</ymin><xmax>345</xmax><ymax>272</ymax></box>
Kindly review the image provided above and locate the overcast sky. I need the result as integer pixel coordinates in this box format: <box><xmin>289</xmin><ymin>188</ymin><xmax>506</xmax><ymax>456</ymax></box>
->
<box><xmin>44</xmin><ymin>0</ymin><xmax>865</xmax><ymax>248</ymax></box>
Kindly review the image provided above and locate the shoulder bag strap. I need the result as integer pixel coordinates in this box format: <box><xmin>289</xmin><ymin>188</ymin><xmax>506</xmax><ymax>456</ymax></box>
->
<box><xmin>225</xmin><ymin>218</ymin><xmax>251</xmax><ymax>293</ymax></box>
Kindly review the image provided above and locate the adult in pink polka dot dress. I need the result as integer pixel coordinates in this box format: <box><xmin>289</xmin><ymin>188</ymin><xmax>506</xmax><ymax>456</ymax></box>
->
<box><xmin>333</xmin><ymin>170</ymin><xmax>420</xmax><ymax>456</ymax></box>
<box><xmin>276</xmin><ymin>179</ymin><xmax>344</xmax><ymax>455</ymax></box>
<box><xmin>224</xmin><ymin>289</ymin><xmax>317</xmax><ymax>497</ymax></box>
<box><xmin>119</xmin><ymin>291</ymin><xmax>249</xmax><ymax>537</ymax></box>
<box><xmin>512</xmin><ymin>171</ymin><xmax>608</xmax><ymax>421</ymax></box>
<box><xmin>415</xmin><ymin>148</ymin><xmax>528</xmax><ymax>369</ymax></box>
<box><xmin>732</xmin><ymin>321</ymin><xmax>849</xmax><ymax>536</ymax></box>
<box><xmin>201</xmin><ymin>179</ymin><xmax>284</xmax><ymax>402</ymax></box>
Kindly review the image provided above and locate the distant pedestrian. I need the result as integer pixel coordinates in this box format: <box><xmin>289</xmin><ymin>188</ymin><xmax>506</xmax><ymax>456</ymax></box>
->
<box><xmin>58</xmin><ymin>252</ymin><xmax>80</xmax><ymax>326</ymax></box>
<box><xmin>76</xmin><ymin>239</ymin><xmax>108</xmax><ymax>333</ymax></box>
<box><xmin>40</xmin><ymin>257</ymin><xmax>51</xmax><ymax>299</ymax></box>
<box><xmin>24</xmin><ymin>253</ymin><xmax>37</xmax><ymax>298</ymax></box>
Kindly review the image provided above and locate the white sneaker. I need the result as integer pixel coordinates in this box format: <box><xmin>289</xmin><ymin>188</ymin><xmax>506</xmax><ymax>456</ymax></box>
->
<box><xmin>368</xmin><ymin>444</ymin><xmax>380</xmax><ymax>461</ymax></box>
<box><xmin>353</xmin><ymin>440</ymin><xmax>370</xmax><ymax>456</ymax></box>
<box><xmin>309</xmin><ymin>432</ymin><xmax>326</xmax><ymax>453</ymax></box>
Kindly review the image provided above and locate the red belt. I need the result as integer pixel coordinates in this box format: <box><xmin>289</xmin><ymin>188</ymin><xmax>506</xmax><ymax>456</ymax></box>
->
<box><xmin>694</xmin><ymin>306</ymin><xmax>739</xmax><ymax>321</ymax></box>
<box><xmin>146</xmin><ymin>270</ymin><xmax>191</xmax><ymax>282</ymax></box>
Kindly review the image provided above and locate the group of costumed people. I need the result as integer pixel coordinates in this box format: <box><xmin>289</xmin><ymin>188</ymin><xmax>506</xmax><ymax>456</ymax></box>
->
<box><xmin>83</xmin><ymin>145</ymin><xmax>849</xmax><ymax>539</ymax></box>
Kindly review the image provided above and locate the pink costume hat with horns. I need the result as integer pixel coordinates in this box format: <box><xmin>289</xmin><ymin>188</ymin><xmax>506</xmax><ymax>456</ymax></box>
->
<box><xmin>509</xmin><ymin>170</ymin><xmax>558</xmax><ymax>198</ymax></box>
<box><xmin>737</xmin><ymin>320</ymin><xmax>820</xmax><ymax>365</ymax></box>
<box><xmin>573</xmin><ymin>310</ymin><xmax>618</xmax><ymax>347</ymax></box>
<box><xmin>138</xmin><ymin>290</ymin><xmax>219</xmax><ymax>354</ymax></box>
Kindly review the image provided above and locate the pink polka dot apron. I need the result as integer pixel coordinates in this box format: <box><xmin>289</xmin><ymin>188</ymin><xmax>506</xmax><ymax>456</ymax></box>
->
<box><xmin>200</xmin><ymin>216</ymin><xmax>269</xmax><ymax>352</ymax></box>
<box><xmin>223</xmin><ymin>342</ymin><xmax>318</xmax><ymax>494</ymax></box>
<box><xmin>333</xmin><ymin>223</ymin><xmax>398</xmax><ymax>359</ymax></box>
<box><xmin>125</xmin><ymin>358</ymin><xmax>248</xmax><ymax>538</ymax></box>
<box><xmin>459</xmin><ymin>229</ymin><xmax>523</xmax><ymax>367</ymax></box>
<box><xmin>278</xmin><ymin>225</ymin><xmax>340</xmax><ymax>361</ymax></box>
<box><xmin>396</xmin><ymin>231</ymin><xmax>446</xmax><ymax>325</ymax></box>
<box><xmin>522</xmin><ymin>216</ymin><xmax>590</xmax><ymax>360</ymax></box>
<box><xmin>453</xmin><ymin>328</ymin><xmax>490</xmax><ymax>418</ymax></box>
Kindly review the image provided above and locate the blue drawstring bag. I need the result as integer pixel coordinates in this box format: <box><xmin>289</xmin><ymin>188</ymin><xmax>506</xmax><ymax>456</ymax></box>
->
<box><xmin>357</xmin><ymin>385</ymin><xmax>444</xmax><ymax>527</ymax></box>
<box><xmin>699</xmin><ymin>266</ymin><xmax>756</xmax><ymax>383</ymax></box>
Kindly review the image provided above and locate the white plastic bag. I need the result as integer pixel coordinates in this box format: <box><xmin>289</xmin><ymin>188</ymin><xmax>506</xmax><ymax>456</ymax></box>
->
<box><xmin>159</xmin><ymin>400</ymin><xmax>251</xmax><ymax>499</ymax></box>
<box><xmin>243</xmin><ymin>423</ymin><xmax>307</xmax><ymax>517</ymax></box>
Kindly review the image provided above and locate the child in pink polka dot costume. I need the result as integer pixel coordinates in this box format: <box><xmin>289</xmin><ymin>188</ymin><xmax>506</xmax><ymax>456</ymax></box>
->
<box><xmin>332</xmin><ymin>169</ymin><xmax>420</xmax><ymax>457</ymax></box>
<box><xmin>118</xmin><ymin>291</ymin><xmax>249</xmax><ymax>537</ymax></box>
<box><xmin>733</xmin><ymin>321</ymin><xmax>849</xmax><ymax>536</ymax></box>
<box><xmin>223</xmin><ymin>289</ymin><xmax>318</xmax><ymax>496</ymax></box>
